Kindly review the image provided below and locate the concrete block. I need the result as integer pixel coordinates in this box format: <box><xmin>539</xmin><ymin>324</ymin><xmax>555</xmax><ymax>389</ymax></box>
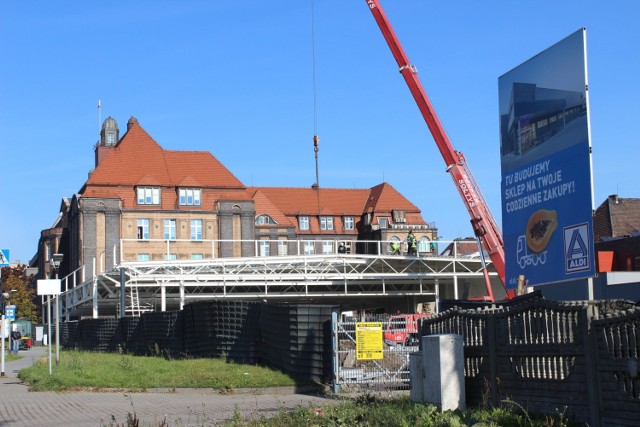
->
<box><xmin>409</xmin><ymin>352</ymin><xmax>423</xmax><ymax>402</ymax></box>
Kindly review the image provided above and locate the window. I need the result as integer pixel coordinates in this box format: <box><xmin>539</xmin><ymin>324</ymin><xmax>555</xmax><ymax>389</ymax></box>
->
<box><xmin>191</xmin><ymin>253</ymin><xmax>204</xmax><ymax>260</ymax></box>
<box><xmin>344</xmin><ymin>216</ymin><xmax>355</xmax><ymax>230</ymax></box>
<box><xmin>392</xmin><ymin>210</ymin><xmax>406</xmax><ymax>223</ymax></box>
<box><xmin>164</xmin><ymin>219</ymin><xmax>176</xmax><ymax>240</ymax></box>
<box><xmin>259</xmin><ymin>241</ymin><xmax>270</xmax><ymax>257</ymax></box>
<box><xmin>137</xmin><ymin>187</ymin><xmax>160</xmax><ymax>205</ymax></box>
<box><xmin>378</xmin><ymin>217</ymin><xmax>389</xmax><ymax>228</ymax></box>
<box><xmin>299</xmin><ymin>216</ymin><xmax>310</xmax><ymax>230</ymax></box>
<box><xmin>137</xmin><ymin>219</ymin><xmax>149</xmax><ymax>240</ymax></box>
<box><xmin>255</xmin><ymin>214</ymin><xmax>276</xmax><ymax>225</ymax></box>
<box><xmin>107</xmin><ymin>133</ymin><xmax>115</xmax><ymax>145</ymax></box>
<box><xmin>165</xmin><ymin>253</ymin><xmax>177</xmax><ymax>260</ymax></box>
<box><xmin>303</xmin><ymin>241</ymin><xmax>315</xmax><ymax>255</ymax></box>
<box><xmin>322</xmin><ymin>241</ymin><xmax>333</xmax><ymax>254</ymax></box>
<box><xmin>277</xmin><ymin>241</ymin><xmax>288</xmax><ymax>256</ymax></box>
<box><xmin>137</xmin><ymin>253</ymin><xmax>150</xmax><ymax>261</ymax></box>
<box><xmin>179</xmin><ymin>188</ymin><xmax>201</xmax><ymax>206</ymax></box>
<box><xmin>320</xmin><ymin>216</ymin><xmax>334</xmax><ymax>231</ymax></box>
<box><xmin>190</xmin><ymin>219</ymin><xmax>203</xmax><ymax>240</ymax></box>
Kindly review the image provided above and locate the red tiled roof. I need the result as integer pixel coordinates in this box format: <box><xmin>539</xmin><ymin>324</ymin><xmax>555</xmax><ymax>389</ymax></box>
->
<box><xmin>364</xmin><ymin>182</ymin><xmax>421</xmax><ymax>213</ymax></box>
<box><xmin>249</xmin><ymin>189</ymin><xmax>294</xmax><ymax>227</ymax></box>
<box><xmin>83</xmin><ymin>119</ymin><xmax>244</xmax><ymax>191</ymax></box>
<box><xmin>251</xmin><ymin>184</ymin><xmax>427</xmax><ymax>234</ymax></box>
<box><xmin>250</xmin><ymin>187</ymin><xmax>369</xmax><ymax>216</ymax></box>
<box><xmin>594</xmin><ymin>195</ymin><xmax>640</xmax><ymax>241</ymax></box>
<box><xmin>79</xmin><ymin>118</ymin><xmax>429</xmax><ymax>231</ymax></box>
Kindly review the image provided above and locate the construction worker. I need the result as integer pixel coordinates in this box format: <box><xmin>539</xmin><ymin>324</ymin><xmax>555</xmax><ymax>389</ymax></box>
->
<box><xmin>406</xmin><ymin>229</ymin><xmax>417</xmax><ymax>256</ymax></box>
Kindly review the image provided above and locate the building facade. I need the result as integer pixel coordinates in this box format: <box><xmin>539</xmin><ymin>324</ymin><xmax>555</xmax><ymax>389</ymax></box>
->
<box><xmin>36</xmin><ymin>117</ymin><xmax>437</xmax><ymax>278</ymax></box>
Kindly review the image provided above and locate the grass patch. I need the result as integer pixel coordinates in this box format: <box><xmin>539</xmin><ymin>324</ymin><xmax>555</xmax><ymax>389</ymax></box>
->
<box><xmin>19</xmin><ymin>350</ymin><xmax>296</xmax><ymax>392</ymax></box>
<box><xmin>3</xmin><ymin>353</ymin><xmax>22</xmax><ymax>362</ymax></box>
<box><xmin>226</xmin><ymin>395</ymin><xmax>575</xmax><ymax>427</ymax></box>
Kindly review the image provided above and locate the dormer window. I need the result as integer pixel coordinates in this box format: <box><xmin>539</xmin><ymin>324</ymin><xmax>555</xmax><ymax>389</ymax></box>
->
<box><xmin>343</xmin><ymin>216</ymin><xmax>355</xmax><ymax>230</ymax></box>
<box><xmin>179</xmin><ymin>188</ymin><xmax>201</xmax><ymax>206</ymax></box>
<box><xmin>255</xmin><ymin>214</ymin><xmax>277</xmax><ymax>225</ymax></box>
<box><xmin>320</xmin><ymin>216</ymin><xmax>334</xmax><ymax>231</ymax></box>
<box><xmin>299</xmin><ymin>216</ymin><xmax>310</xmax><ymax>230</ymax></box>
<box><xmin>392</xmin><ymin>209</ymin><xmax>406</xmax><ymax>223</ymax></box>
<box><xmin>137</xmin><ymin>187</ymin><xmax>160</xmax><ymax>205</ymax></box>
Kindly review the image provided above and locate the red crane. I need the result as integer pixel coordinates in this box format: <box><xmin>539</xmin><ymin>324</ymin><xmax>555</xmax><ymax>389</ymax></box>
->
<box><xmin>364</xmin><ymin>0</ymin><xmax>506</xmax><ymax>297</ymax></box>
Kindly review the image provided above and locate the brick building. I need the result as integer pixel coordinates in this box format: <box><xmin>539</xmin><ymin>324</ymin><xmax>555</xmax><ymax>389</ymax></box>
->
<box><xmin>35</xmin><ymin>117</ymin><xmax>437</xmax><ymax>278</ymax></box>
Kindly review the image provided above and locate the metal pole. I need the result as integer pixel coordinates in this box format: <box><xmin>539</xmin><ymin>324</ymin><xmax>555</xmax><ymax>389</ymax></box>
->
<box><xmin>120</xmin><ymin>268</ymin><xmax>126</xmax><ymax>318</ymax></box>
<box><xmin>47</xmin><ymin>295</ymin><xmax>52</xmax><ymax>375</ymax></box>
<box><xmin>55</xmin><ymin>267</ymin><xmax>60</xmax><ymax>366</ymax></box>
<box><xmin>1</xmin><ymin>312</ymin><xmax>5</xmax><ymax>377</ymax></box>
<box><xmin>55</xmin><ymin>296</ymin><xmax>60</xmax><ymax>366</ymax></box>
<box><xmin>331</xmin><ymin>311</ymin><xmax>340</xmax><ymax>394</ymax></box>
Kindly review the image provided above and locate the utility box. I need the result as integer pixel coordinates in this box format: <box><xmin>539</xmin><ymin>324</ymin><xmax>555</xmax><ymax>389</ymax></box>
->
<box><xmin>422</xmin><ymin>334</ymin><xmax>466</xmax><ymax>411</ymax></box>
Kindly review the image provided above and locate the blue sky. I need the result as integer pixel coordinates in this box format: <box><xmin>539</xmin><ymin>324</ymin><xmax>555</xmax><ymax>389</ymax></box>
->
<box><xmin>1</xmin><ymin>1</ymin><xmax>638</xmax><ymax>264</ymax></box>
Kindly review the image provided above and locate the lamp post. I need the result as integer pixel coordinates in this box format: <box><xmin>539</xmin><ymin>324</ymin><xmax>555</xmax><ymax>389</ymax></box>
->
<box><xmin>1</xmin><ymin>288</ymin><xmax>17</xmax><ymax>377</ymax></box>
<box><xmin>50</xmin><ymin>254</ymin><xmax>63</xmax><ymax>370</ymax></box>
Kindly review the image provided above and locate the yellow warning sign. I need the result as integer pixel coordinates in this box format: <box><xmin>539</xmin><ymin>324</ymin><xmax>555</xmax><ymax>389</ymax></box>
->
<box><xmin>355</xmin><ymin>322</ymin><xmax>383</xmax><ymax>360</ymax></box>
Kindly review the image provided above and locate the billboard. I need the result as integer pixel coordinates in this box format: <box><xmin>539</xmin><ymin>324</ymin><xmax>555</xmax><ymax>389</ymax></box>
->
<box><xmin>499</xmin><ymin>28</ymin><xmax>594</xmax><ymax>288</ymax></box>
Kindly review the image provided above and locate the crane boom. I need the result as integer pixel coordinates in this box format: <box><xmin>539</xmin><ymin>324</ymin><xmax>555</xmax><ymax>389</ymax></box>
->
<box><xmin>365</xmin><ymin>0</ymin><xmax>506</xmax><ymax>286</ymax></box>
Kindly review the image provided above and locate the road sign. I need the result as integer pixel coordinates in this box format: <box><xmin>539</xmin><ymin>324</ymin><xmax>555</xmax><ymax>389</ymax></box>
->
<box><xmin>0</xmin><ymin>249</ymin><xmax>9</xmax><ymax>266</ymax></box>
<box><xmin>37</xmin><ymin>279</ymin><xmax>61</xmax><ymax>296</ymax></box>
<box><xmin>5</xmin><ymin>305</ymin><xmax>16</xmax><ymax>321</ymax></box>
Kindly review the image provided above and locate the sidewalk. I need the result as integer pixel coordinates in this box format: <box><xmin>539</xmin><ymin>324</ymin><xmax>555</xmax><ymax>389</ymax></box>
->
<box><xmin>0</xmin><ymin>346</ymin><xmax>330</xmax><ymax>426</ymax></box>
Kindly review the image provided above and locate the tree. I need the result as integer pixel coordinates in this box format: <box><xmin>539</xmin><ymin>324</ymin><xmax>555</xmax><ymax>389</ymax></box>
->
<box><xmin>1</xmin><ymin>265</ymin><xmax>38</xmax><ymax>323</ymax></box>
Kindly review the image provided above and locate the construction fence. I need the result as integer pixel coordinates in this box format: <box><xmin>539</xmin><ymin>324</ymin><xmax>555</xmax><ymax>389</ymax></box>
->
<box><xmin>333</xmin><ymin>315</ymin><xmax>419</xmax><ymax>392</ymax></box>
<box><xmin>60</xmin><ymin>301</ymin><xmax>336</xmax><ymax>384</ymax></box>
<box><xmin>423</xmin><ymin>292</ymin><xmax>640</xmax><ymax>426</ymax></box>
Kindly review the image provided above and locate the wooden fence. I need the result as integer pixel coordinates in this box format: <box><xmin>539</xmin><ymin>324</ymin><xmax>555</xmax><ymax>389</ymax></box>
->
<box><xmin>422</xmin><ymin>293</ymin><xmax>640</xmax><ymax>426</ymax></box>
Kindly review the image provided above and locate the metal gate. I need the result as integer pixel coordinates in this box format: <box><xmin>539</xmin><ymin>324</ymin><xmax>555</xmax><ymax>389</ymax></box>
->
<box><xmin>332</xmin><ymin>313</ymin><xmax>420</xmax><ymax>392</ymax></box>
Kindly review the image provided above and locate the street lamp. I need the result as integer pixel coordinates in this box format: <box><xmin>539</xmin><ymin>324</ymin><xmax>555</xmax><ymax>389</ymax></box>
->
<box><xmin>1</xmin><ymin>289</ymin><xmax>18</xmax><ymax>377</ymax></box>
<box><xmin>50</xmin><ymin>253</ymin><xmax>63</xmax><ymax>370</ymax></box>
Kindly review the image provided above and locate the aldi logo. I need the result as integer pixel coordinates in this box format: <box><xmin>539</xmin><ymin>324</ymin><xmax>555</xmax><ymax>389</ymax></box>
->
<box><xmin>564</xmin><ymin>223</ymin><xmax>590</xmax><ymax>273</ymax></box>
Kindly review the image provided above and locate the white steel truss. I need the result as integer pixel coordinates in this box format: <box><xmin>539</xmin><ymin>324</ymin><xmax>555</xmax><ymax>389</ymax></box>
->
<box><xmin>60</xmin><ymin>253</ymin><xmax>499</xmax><ymax>318</ymax></box>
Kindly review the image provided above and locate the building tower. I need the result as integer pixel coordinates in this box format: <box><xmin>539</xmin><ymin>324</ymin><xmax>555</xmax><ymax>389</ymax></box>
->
<box><xmin>95</xmin><ymin>116</ymin><xmax>119</xmax><ymax>167</ymax></box>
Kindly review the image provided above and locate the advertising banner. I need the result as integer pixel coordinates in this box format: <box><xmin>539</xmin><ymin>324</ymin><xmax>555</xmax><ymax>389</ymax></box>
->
<box><xmin>499</xmin><ymin>29</ymin><xmax>594</xmax><ymax>288</ymax></box>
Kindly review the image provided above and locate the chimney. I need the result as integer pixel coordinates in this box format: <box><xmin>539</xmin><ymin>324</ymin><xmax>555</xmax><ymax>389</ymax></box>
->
<box><xmin>127</xmin><ymin>116</ymin><xmax>139</xmax><ymax>131</ymax></box>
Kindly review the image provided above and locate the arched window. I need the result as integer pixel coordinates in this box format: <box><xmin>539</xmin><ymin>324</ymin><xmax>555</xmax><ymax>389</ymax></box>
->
<box><xmin>418</xmin><ymin>236</ymin><xmax>431</xmax><ymax>253</ymax></box>
<box><xmin>255</xmin><ymin>214</ymin><xmax>277</xmax><ymax>225</ymax></box>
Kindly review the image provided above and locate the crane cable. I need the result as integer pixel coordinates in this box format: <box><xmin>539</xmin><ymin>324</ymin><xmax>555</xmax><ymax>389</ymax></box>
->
<box><xmin>311</xmin><ymin>0</ymin><xmax>320</xmax><ymax>189</ymax></box>
<box><xmin>310</xmin><ymin>0</ymin><xmax>322</xmax><ymax>239</ymax></box>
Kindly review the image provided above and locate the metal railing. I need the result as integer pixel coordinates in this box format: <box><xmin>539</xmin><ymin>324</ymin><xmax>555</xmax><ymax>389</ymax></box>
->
<box><xmin>118</xmin><ymin>237</ymin><xmax>457</xmax><ymax>263</ymax></box>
